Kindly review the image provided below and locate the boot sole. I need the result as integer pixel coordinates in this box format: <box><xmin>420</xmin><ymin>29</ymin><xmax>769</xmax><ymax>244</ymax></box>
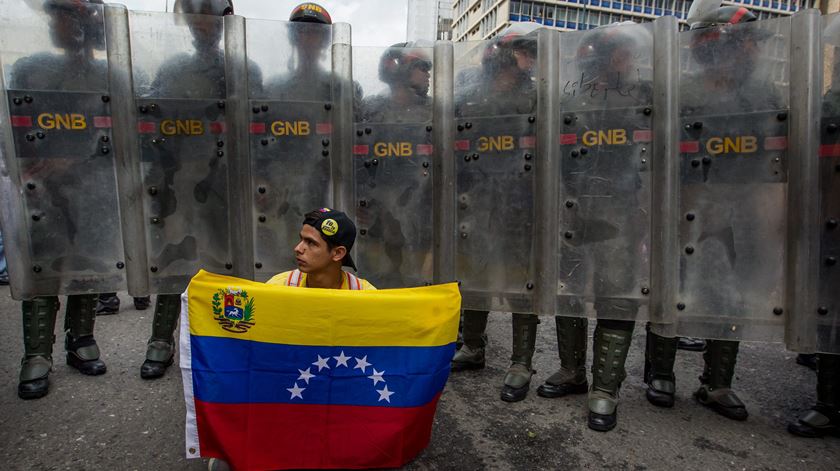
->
<box><xmin>141</xmin><ymin>356</ymin><xmax>175</xmax><ymax>379</ymax></box>
<box><xmin>646</xmin><ymin>389</ymin><xmax>675</xmax><ymax>408</ymax></box>
<box><xmin>18</xmin><ymin>388</ymin><xmax>48</xmax><ymax>400</ymax></box>
<box><xmin>66</xmin><ymin>354</ymin><xmax>106</xmax><ymax>376</ymax></box>
<box><xmin>500</xmin><ymin>384</ymin><xmax>530</xmax><ymax>403</ymax></box>
<box><xmin>536</xmin><ymin>382</ymin><xmax>588</xmax><ymax>398</ymax></box>
<box><xmin>588</xmin><ymin>411</ymin><xmax>617</xmax><ymax>432</ymax></box>
<box><xmin>694</xmin><ymin>396</ymin><xmax>748</xmax><ymax>421</ymax></box>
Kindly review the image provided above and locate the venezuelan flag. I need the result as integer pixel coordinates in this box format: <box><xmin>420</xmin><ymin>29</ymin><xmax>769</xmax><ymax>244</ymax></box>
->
<box><xmin>180</xmin><ymin>270</ymin><xmax>461</xmax><ymax>470</ymax></box>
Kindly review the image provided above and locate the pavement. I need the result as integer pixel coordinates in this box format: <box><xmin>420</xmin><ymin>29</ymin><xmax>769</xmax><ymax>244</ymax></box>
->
<box><xmin>0</xmin><ymin>289</ymin><xmax>838</xmax><ymax>470</ymax></box>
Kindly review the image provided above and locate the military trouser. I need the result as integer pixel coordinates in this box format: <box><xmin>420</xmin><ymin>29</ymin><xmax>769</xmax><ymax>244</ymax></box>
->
<box><xmin>145</xmin><ymin>293</ymin><xmax>181</xmax><ymax>363</ymax></box>
<box><xmin>20</xmin><ymin>294</ymin><xmax>102</xmax><ymax>388</ymax></box>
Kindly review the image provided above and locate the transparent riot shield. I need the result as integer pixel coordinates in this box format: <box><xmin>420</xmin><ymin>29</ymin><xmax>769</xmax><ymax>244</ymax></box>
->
<box><xmin>0</xmin><ymin>1</ymin><xmax>125</xmax><ymax>298</ymax></box>
<box><xmin>816</xmin><ymin>16</ymin><xmax>840</xmax><ymax>353</ymax></box>
<box><xmin>129</xmin><ymin>11</ymin><xmax>233</xmax><ymax>293</ymax></box>
<box><xmin>246</xmin><ymin>19</ymin><xmax>333</xmax><ymax>281</ymax></box>
<box><xmin>674</xmin><ymin>18</ymin><xmax>790</xmax><ymax>341</ymax></box>
<box><xmin>556</xmin><ymin>23</ymin><xmax>654</xmax><ymax>321</ymax></box>
<box><xmin>453</xmin><ymin>39</ymin><xmax>537</xmax><ymax>313</ymax></box>
<box><xmin>352</xmin><ymin>44</ymin><xmax>434</xmax><ymax>288</ymax></box>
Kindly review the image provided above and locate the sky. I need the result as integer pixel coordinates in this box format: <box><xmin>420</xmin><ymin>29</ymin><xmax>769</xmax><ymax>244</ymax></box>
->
<box><xmin>117</xmin><ymin>0</ymin><xmax>409</xmax><ymax>46</ymax></box>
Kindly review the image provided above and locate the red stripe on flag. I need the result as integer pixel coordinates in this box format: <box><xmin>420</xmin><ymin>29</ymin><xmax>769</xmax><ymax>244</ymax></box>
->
<box><xmin>10</xmin><ymin>116</ymin><xmax>32</xmax><ymax>127</ymax></box>
<box><xmin>194</xmin><ymin>395</ymin><xmax>439</xmax><ymax>470</ymax></box>
<box><xmin>416</xmin><ymin>144</ymin><xmax>433</xmax><ymax>155</ymax></box>
<box><xmin>764</xmin><ymin>136</ymin><xmax>787</xmax><ymax>151</ymax></box>
<box><xmin>316</xmin><ymin>122</ymin><xmax>332</xmax><ymax>134</ymax></box>
<box><xmin>137</xmin><ymin>121</ymin><xmax>156</xmax><ymax>133</ymax></box>
<box><xmin>250</xmin><ymin>122</ymin><xmax>266</xmax><ymax>134</ymax></box>
<box><xmin>209</xmin><ymin>122</ymin><xmax>225</xmax><ymax>134</ymax></box>
<box><xmin>559</xmin><ymin>133</ymin><xmax>577</xmax><ymax>145</ymax></box>
<box><xmin>93</xmin><ymin>116</ymin><xmax>112</xmax><ymax>128</ymax></box>
<box><xmin>454</xmin><ymin>139</ymin><xmax>470</xmax><ymax>151</ymax></box>
<box><xmin>680</xmin><ymin>141</ymin><xmax>700</xmax><ymax>153</ymax></box>
<box><xmin>519</xmin><ymin>135</ymin><xmax>536</xmax><ymax>149</ymax></box>
<box><xmin>819</xmin><ymin>144</ymin><xmax>840</xmax><ymax>157</ymax></box>
<box><xmin>633</xmin><ymin>130</ymin><xmax>652</xmax><ymax>143</ymax></box>
<box><xmin>353</xmin><ymin>144</ymin><xmax>369</xmax><ymax>155</ymax></box>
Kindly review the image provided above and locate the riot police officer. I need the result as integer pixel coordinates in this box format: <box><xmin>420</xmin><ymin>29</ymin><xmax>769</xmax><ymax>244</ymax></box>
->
<box><xmin>264</xmin><ymin>2</ymin><xmax>335</xmax><ymax>98</ymax></box>
<box><xmin>645</xmin><ymin>4</ymin><xmax>777</xmax><ymax>421</ymax></box>
<box><xmin>361</xmin><ymin>42</ymin><xmax>432</xmax><ymax>123</ymax></box>
<box><xmin>536</xmin><ymin>22</ymin><xmax>652</xmax><ymax>431</ymax></box>
<box><xmin>139</xmin><ymin>0</ymin><xmax>255</xmax><ymax>379</ymax></box>
<box><xmin>451</xmin><ymin>23</ymin><xmax>541</xmax><ymax>403</ymax></box>
<box><xmin>354</xmin><ymin>42</ymin><xmax>434</xmax><ymax>287</ymax></box>
<box><xmin>12</xmin><ymin>0</ymin><xmax>108</xmax><ymax>399</ymax></box>
<box><xmin>787</xmin><ymin>17</ymin><xmax>840</xmax><ymax>438</ymax></box>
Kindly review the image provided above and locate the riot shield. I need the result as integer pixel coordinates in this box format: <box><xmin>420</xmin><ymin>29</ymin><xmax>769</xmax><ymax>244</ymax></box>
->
<box><xmin>674</xmin><ymin>18</ymin><xmax>790</xmax><ymax>341</ymax></box>
<box><xmin>0</xmin><ymin>1</ymin><xmax>125</xmax><ymax>298</ymax></box>
<box><xmin>129</xmin><ymin>11</ymin><xmax>233</xmax><ymax>293</ymax></box>
<box><xmin>246</xmin><ymin>19</ymin><xmax>333</xmax><ymax>281</ymax></box>
<box><xmin>453</xmin><ymin>39</ymin><xmax>537</xmax><ymax>313</ymax></box>
<box><xmin>352</xmin><ymin>44</ymin><xmax>434</xmax><ymax>288</ymax></box>
<box><xmin>556</xmin><ymin>23</ymin><xmax>654</xmax><ymax>321</ymax></box>
<box><xmin>815</xmin><ymin>16</ymin><xmax>840</xmax><ymax>353</ymax></box>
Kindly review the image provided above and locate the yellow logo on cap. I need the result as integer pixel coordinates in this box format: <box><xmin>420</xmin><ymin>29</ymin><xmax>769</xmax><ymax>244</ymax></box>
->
<box><xmin>321</xmin><ymin>218</ymin><xmax>338</xmax><ymax>236</ymax></box>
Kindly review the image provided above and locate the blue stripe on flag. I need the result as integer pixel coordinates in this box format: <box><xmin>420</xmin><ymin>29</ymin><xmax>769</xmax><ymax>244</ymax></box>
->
<box><xmin>190</xmin><ymin>335</ymin><xmax>455</xmax><ymax>408</ymax></box>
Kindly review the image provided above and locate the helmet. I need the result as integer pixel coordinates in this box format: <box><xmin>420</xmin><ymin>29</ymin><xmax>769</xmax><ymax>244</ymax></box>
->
<box><xmin>40</xmin><ymin>0</ymin><xmax>105</xmax><ymax>51</ymax></box>
<box><xmin>173</xmin><ymin>0</ymin><xmax>234</xmax><ymax>16</ymax></box>
<box><xmin>481</xmin><ymin>22</ymin><xmax>540</xmax><ymax>75</ymax></box>
<box><xmin>378</xmin><ymin>41</ymin><xmax>432</xmax><ymax>85</ymax></box>
<box><xmin>576</xmin><ymin>21</ymin><xmax>651</xmax><ymax>78</ymax></box>
<box><xmin>688</xmin><ymin>5</ymin><xmax>759</xmax><ymax>67</ymax></box>
<box><xmin>289</xmin><ymin>2</ymin><xmax>332</xmax><ymax>24</ymax></box>
<box><xmin>690</xmin><ymin>5</ymin><xmax>756</xmax><ymax>30</ymax></box>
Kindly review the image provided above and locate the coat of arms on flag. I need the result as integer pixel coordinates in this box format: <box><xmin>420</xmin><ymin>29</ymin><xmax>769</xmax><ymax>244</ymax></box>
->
<box><xmin>180</xmin><ymin>270</ymin><xmax>461</xmax><ymax>470</ymax></box>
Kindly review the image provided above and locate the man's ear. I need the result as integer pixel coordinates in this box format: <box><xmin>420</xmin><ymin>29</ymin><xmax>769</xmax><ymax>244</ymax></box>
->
<box><xmin>332</xmin><ymin>246</ymin><xmax>347</xmax><ymax>263</ymax></box>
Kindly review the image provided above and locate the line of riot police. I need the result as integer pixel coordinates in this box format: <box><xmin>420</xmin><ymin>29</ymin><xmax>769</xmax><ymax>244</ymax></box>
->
<box><xmin>0</xmin><ymin>0</ymin><xmax>837</xmax><ymax>439</ymax></box>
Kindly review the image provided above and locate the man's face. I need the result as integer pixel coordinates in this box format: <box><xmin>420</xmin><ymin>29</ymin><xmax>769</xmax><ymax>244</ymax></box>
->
<box><xmin>294</xmin><ymin>224</ymin><xmax>341</xmax><ymax>273</ymax></box>
<box><xmin>408</xmin><ymin>64</ymin><xmax>431</xmax><ymax>97</ymax></box>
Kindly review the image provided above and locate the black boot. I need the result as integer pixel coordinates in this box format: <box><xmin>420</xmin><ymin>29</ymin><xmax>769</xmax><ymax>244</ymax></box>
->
<box><xmin>796</xmin><ymin>353</ymin><xmax>818</xmax><ymax>371</ymax></box>
<box><xmin>134</xmin><ymin>296</ymin><xmax>152</xmax><ymax>311</ymax></box>
<box><xmin>788</xmin><ymin>354</ymin><xmax>840</xmax><ymax>437</ymax></box>
<box><xmin>500</xmin><ymin>314</ymin><xmax>538</xmax><ymax>402</ymax></box>
<box><xmin>537</xmin><ymin>316</ymin><xmax>588</xmax><ymax>398</ymax></box>
<box><xmin>65</xmin><ymin>294</ymin><xmax>106</xmax><ymax>375</ymax></box>
<box><xmin>451</xmin><ymin>310</ymin><xmax>488</xmax><ymax>372</ymax></box>
<box><xmin>694</xmin><ymin>340</ymin><xmax>747</xmax><ymax>421</ymax></box>
<box><xmin>588</xmin><ymin>322</ymin><xmax>634</xmax><ymax>432</ymax></box>
<box><xmin>677</xmin><ymin>337</ymin><xmax>706</xmax><ymax>352</ymax></box>
<box><xmin>18</xmin><ymin>297</ymin><xmax>58</xmax><ymax>400</ymax></box>
<box><xmin>644</xmin><ymin>324</ymin><xmax>678</xmax><ymax>408</ymax></box>
<box><xmin>95</xmin><ymin>293</ymin><xmax>120</xmax><ymax>316</ymax></box>
<box><xmin>141</xmin><ymin>294</ymin><xmax>180</xmax><ymax>379</ymax></box>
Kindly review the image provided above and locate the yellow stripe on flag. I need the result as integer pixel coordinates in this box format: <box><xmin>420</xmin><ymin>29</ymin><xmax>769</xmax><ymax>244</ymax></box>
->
<box><xmin>187</xmin><ymin>270</ymin><xmax>461</xmax><ymax>347</ymax></box>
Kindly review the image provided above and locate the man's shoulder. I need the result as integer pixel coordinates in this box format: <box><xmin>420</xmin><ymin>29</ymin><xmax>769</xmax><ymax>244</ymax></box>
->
<box><xmin>266</xmin><ymin>271</ymin><xmax>295</xmax><ymax>286</ymax></box>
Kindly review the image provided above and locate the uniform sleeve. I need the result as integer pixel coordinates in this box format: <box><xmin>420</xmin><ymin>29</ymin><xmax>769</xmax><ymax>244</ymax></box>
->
<box><xmin>266</xmin><ymin>271</ymin><xmax>292</xmax><ymax>286</ymax></box>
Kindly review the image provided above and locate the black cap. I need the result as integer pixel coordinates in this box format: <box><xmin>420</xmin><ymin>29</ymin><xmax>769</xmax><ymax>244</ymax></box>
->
<box><xmin>303</xmin><ymin>208</ymin><xmax>357</xmax><ymax>271</ymax></box>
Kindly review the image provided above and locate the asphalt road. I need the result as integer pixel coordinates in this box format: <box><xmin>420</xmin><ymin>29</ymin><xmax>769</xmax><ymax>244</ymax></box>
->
<box><xmin>0</xmin><ymin>289</ymin><xmax>838</xmax><ymax>470</ymax></box>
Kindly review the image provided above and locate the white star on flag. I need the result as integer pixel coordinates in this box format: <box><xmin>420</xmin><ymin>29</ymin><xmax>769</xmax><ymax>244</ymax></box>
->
<box><xmin>333</xmin><ymin>351</ymin><xmax>351</xmax><ymax>367</ymax></box>
<box><xmin>354</xmin><ymin>355</ymin><xmax>371</xmax><ymax>373</ymax></box>
<box><xmin>368</xmin><ymin>368</ymin><xmax>385</xmax><ymax>386</ymax></box>
<box><xmin>287</xmin><ymin>382</ymin><xmax>305</xmax><ymax>400</ymax></box>
<box><xmin>312</xmin><ymin>355</ymin><xmax>331</xmax><ymax>371</ymax></box>
<box><xmin>377</xmin><ymin>385</ymin><xmax>395</xmax><ymax>403</ymax></box>
<box><xmin>298</xmin><ymin>367</ymin><xmax>315</xmax><ymax>384</ymax></box>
